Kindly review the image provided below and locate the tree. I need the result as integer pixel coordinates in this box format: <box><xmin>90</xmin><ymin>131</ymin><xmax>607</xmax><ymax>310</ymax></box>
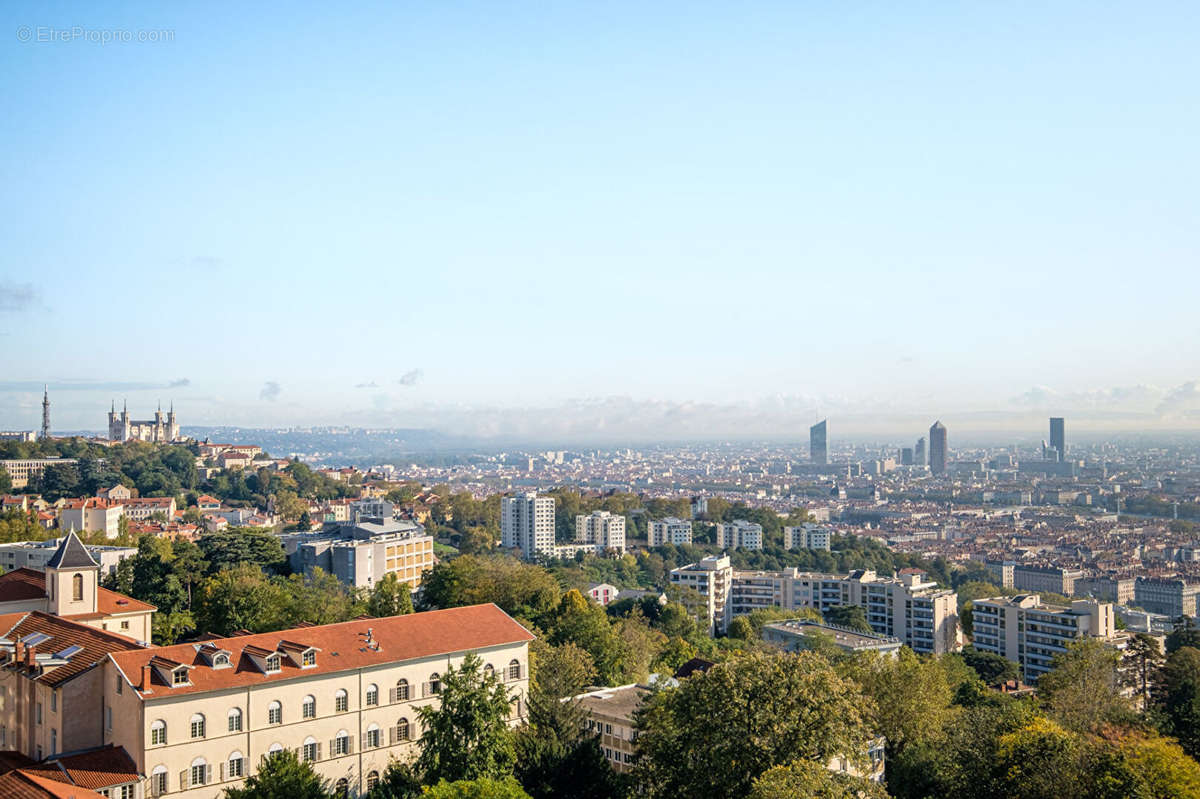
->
<box><xmin>367</xmin><ymin>761</ymin><xmax>421</xmax><ymax>799</ymax></box>
<box><xmin>222</xmin><ymin>749</ymin><xmax>328</xmax><ymax>799</ymax></box>
<box><xmin>198</xmin><ymin>529</ymin><xmax>287</xmax><ymax>574</ymax></box>
<box><xmin>549</xmin><ymin>590</ymin><xmax>628</xmax><ymax>685</ymax></box>
<box><xmin>1122</xmin><ymin>632</ymin><xmax>1164</xmax><ymax>705</ymax></box>
<box><xmin>1152</xmin><ymin>646</ymin><xmax>1200</xmax><ymax>759</ymax></box>
<box><xmin>421</xmin><ymin>555</ymin><xmax>560</xmax><ymax>620</ymax></box>
<box><xmin>823</xmin><ymin>605</ymin><xmax>872</xmax><ymax>634</ymax></box>
<box><xmin>1166</xmin><ymin>616</ymin><xmax>1200</xmax><ymax>654</ymax></box>
<box><xmin>727</xmin><ymin>615</ymin><xmax>754</xmax><ymax>640</ymax></box>
<box><xmin>748</xmin><ymin>759</ymin><xmax>889</xmax><ymax>799</ymax></box>
<box><xmin>1037</xmin><ymin>638</ymin><xmax>1132</xmax><ymax>733</ymax></box>
<box><xmin>194</xmin><ymin>564</ymin><xmax>293</xmax><ymax>635</ymax></box>
<box><xmin>422</xmin><ymin>777</ymin><xmax>532</xmax><ymax>799</ymax></box>
<box><xmin>848</xmin><ymin>649</ymin><xmax>953</xmax><ymax>759</ymax></box>
<box><xmin>960</xmin><ymin>646</ymin><xmax>1019</xmax><ymax>685</ymax></box>
<box><xmin>0</xmin><ymin>465</ymin><xmax>10</xmax><ymax>494</ymax></box>
<box><xmin>368</xmin><ymin>573</ymin><xmax>414</xmax><ymax>617</ymax></box>
<box><xmin>635</xmin><ymin>651</ymin><xmax>872</xmax><ymax>798</ymax></box>
<box><xmin>992</xmin><ymin>716</ymin><xmax>1088</xmax><ymax>799</ymax></box>
<box><xmin>416</xmin><ymin>652</ymin><xmax>516</xmax><ymax>784</ymax></box>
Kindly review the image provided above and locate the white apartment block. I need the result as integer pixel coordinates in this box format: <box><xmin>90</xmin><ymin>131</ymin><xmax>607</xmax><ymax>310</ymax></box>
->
<box><xmin>0</xmin><ymin>459</ymin><xmax>79</xmax><ymax>490</ymax></box>
<box><xmin>104</xmin><ymin>605</ymin><xmax>533</xmax><ymax>798</ymax></box>
<box><xmin>647</xmin><ymin>517</ymin><xmax>692</xmax><ymax>547</ymax></box>
<box><xmin>715</xmin><ymin>520</ymin><xmax>763</xmax><ymax>551</ymax></box>
<box><xmin>668</xmin><ymin>555</ymin><xmax>733</xmax><ymax>634</ymax></box>
<box><xmin>0</xmin><ymin>538</ymin><xmax>136</xmax><ymax>578</ymax></box>
<box><xmin>783</xmin><ymin>523</ymin><xmax>832</xmax><ymax>551</ymax></box>
<box><xmin>574</xmin><ymin>511</ymin><xmax>626</xmax><ymax>554</ymax></box>
<box><xmin>501</xmin><ymin>493</ymin><xmax>555</xmax><ymax>561</ymax></box>
<box><xmin>59</xmin><ymin>499</ymin><xmax>125</xmax><ymax>540</ymax></box>
<box><xmin>971</xmin><ymin>595</ymin><xmax>1115</xmax><ymax>682</ymax></box>
<box><xmin>670</xmin><ymin>563</ymin><xmax>959</xmax><ymax>652</ymax></box>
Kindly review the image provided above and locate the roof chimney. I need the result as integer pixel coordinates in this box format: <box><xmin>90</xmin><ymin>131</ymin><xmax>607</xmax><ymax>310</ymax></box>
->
<box><xmin>13</xmin><ymin>641</ymin><xmax>23</xmax><ymax>663</ymax></box>
<box><xmin>25</xmin><ymin>644</ymin><xmax>36</xmax><ymax>668</ymax></box>
<box><xmin>142</xmin><ymin>664</ymin><xmax>153</xmax><ymax>691</ymax></box>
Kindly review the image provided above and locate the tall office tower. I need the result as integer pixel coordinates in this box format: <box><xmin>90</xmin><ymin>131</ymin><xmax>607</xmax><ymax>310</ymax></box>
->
<box><xmin>914</xmin><ymin>436</ymin><xmax>926</xmax><ymax>466</ymax></box>
<box><xmin>1049</xmin><ymin>417</ymin><xmax>1065</xmax><ymax>462</ymax></box>
<box><xmin>501</xmin><ymin>492</ymin><xmax>556</xmax><ymax>561</ymax></box>
<box><xmin>810</xmin><ymin>419</ymin><xmax>828</xmax><ymax>465</ymax></box>
<box><xmin>928</xmin><ymin>421</ymin><xmax>947</xmax><ymax>474</ymax></box>
<box><xmin>900</xmin><ymin>447</ymin><xmax>914</xmax><ymax>466</ymax></box>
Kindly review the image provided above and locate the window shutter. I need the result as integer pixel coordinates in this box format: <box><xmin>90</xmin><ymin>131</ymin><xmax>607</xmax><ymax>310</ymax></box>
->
<box><xmin>179</xmin><ymin>770</ymin><xmax>187</xmax><ymax>789</ymax></box>
<box><xmin>219</xmin><ymin>762</ymin><xmax>225</xmax><ymax>782</ymax></box>
<box><xmin>348</xmin><ymin>736</ymin><xmax>354</xmax><ymax>754</ymax></box>
<box><xmin>389</xmin><ymin>726</ymin><xmax>396</xmax><ymax>745</ymax></box>
<box><xmin>206</xmin><ymin>764</ymin><xmax>213</xmax><ymax>784</ymax></box>
<box><xmin>329</xmin><ymin>738</ymin><xmax>335</xmax><ymax>756</ymax></box>
<box><xmin>316</xmin><ymin>742</ymin><xmax>322</xmax><ymax>760</ymax></box>
<box><xmin>389</xmin><ymin>687</ymin><xmax>397</xmax><ymax>703</ymax></box>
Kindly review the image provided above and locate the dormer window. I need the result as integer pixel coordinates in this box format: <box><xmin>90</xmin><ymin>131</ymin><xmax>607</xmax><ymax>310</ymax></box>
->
<box><xmin>172</xmin><ymin>668</ymin><xmax>190</xmax><ymax>686</ymax></box>
<box><xmin>265</xmin><ymin>654</ymin><xmax>281</xmax><ymax>673</ymax></box>
<box><xmin>302</xmin><ymin>650</ymin><xmax>316</xmax><ymax>667</ymax></box>
<box><xmin>214</xmin><ymin>653</ymin><xmax>229</xmax><ymax>668</ymax></box>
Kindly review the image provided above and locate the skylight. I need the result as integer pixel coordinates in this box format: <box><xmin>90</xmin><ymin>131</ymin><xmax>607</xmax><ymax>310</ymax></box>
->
<box><xmin>20</xmin><ymin>632</ymin><xmax>51</xmax><ymax>647</ymax></box>
<box><xmin>53</xmin><ymin>645</ymin><xmax>83</xmax><ymax>659</ymax></box>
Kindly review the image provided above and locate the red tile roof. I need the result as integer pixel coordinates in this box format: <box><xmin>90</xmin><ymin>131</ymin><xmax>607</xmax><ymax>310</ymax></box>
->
<box><xmin>0</xmin><ymin>569</ymin><xmax>155</xmax><ymax>616</ymax></box>
<box><xmin>38</xmin><ymin>746</ymin><xmax>140</xmax><ymax>791</ymax></box>
<box><xmin>111</xmin><ymin>604</ymin><xmax>534</xmax><ymax>697</ymax></box>
<box><xmin>0</xmin><ymin>611</ymin><xmax>146</xmax><ymax>687</ymax></box>
<box><xmin>0</xmin><ymin>770</ymin><xmax>106</xmax><ymax>799</ymax></box>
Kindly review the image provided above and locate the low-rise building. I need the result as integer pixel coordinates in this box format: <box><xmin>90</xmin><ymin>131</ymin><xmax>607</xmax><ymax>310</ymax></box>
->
<box><xmin>283</xmin><ymin>519</ymin><xmax>434</xmax><ymax>590</ymax></box>
<box><xmin>1012</xmin><ymin>565</ymin><xmax>1084</xmax><ymax>596</ymax></box>
<box><xmin>0</xmin><ymin>459</ymin><xmax>79</xmax><ymax>490</ymax></box>
<box><xmin>0</xmin><ymin>538</ymin><xmax>136</xmax><ymax>578</ymax></box>
<box><xmin>762</xmin><ymin>619</ymin><xmax>902</xmax><ymax>658</ymax></box>
<box><xmin>58</xmin><ymin>498</ymin><xmax>124</xmax><ymax>540</ymax></box>
<box><xmin>1075</xmin><ymin>575</ymin><xmax>1136</xmax><ymax>605</ymax></box>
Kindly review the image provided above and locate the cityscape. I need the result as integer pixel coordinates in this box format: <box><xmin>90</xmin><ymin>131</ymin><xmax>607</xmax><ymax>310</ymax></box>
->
<box><xmin>3</xmin><ymin>3</ymin><xmax>1200</xmax><ymax>799</ymax></box>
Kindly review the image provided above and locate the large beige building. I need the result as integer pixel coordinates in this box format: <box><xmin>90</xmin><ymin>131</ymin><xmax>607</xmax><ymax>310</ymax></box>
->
<box><xmin>972</xmin><ymin>595</ymin><xmax>1115</xmax><ymax>682</ymax></box>
<box><xmin>103</xmin><ymin>604</ymin><xmax>533</xmax><ymax>798</ymax></box>
<box><xmin>1</xmin><ymin>459</ymin><xmax>79</xmax><ymax>490</ymax></box>
<box><xmin>59</xmin><ymin>498</ymin><xmax>125</xmax><ymax>540</ymax></box>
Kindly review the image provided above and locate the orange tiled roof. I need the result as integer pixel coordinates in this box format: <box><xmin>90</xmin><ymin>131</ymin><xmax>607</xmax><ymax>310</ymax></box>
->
<box><xmin>111</xmin><ymin>604</ymin><xmax>534</xmax><ymax>697</ymax></box>
<box><xmin>24</xmin><ymin>746</ymin><xmax>139</xmax><ymax>792</ymax></box>
<box><xmin>0</xmin><ymin>770</ymin><xmax>106</xmax><ymax>799</ymax></box>
<box><xmin>0</xmin><ymin>611</ymin><xmax>145</xmax><ymax>687</ymax></box>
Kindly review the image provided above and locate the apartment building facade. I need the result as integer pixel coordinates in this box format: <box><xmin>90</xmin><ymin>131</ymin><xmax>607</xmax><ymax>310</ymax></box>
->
<box><xmin>501</xmin><ymin>493</ymin><xmax>556</xmax><ymax>561</ymax></box>
<box><xmin>59</xmin><ymin>499</ymin><xmax>125</xmax><ymax>540</ymax></box>
<box><xmin>283</xmin><ymin>519</ymin><xmax>434</xmax><ymax>590</ymax></box>
<box><xmin>1134</xmin><ymin>577</ymin><xmax>1200</xmax><ymax>619</ymax></box>
<box><xmin>715</xmin><ymin>520</ymin><xmax>763</xmax><ymax>551</ymax></box>
<box><xmin>1074</xmin><ymin>575</ymin><xmax>1136</xmax><ymax>606</ymax></box>
<box><xmin>104</xmin><ymin>604</ymin><xmax>533</xmax><ymax>798</ymax></box>
<box><xmin>0</xmin><ymin>459</ymin><xmax>79</xmax><ymax>490</ymax></box>
<box><xmin>783</xmin><ymin>523</ymin><xmax>832</xmax><ymax>551</ymax></box>
<box><xmin>647</xmin><ymin>518</ymin><xmax>692</xmax><ymax>547</ymax></box>
<box><xmin>574</xmin><ymin>511</ymin><xmax>626</xmax><ymax>554</ymax></box>
<box><xmin>971</xmin><ymin>595</ymin><xmax>1115</xmax><ymax>682</ymax></box>
<box><xmin>668</xmin><ymin>555</ymin><xmax>733</xmax><ymax>634</ymax></box>
<box><xmin>1012</xmin><ymin>565</ymin><xmax>1084</xmax><ymax>596</ymax></box>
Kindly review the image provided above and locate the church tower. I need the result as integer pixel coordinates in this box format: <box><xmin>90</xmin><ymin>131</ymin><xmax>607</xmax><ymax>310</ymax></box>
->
<box><xmin>44</xmin><ymin>531</ymin><xmax>100</xmax><ymax>617</ymax></box>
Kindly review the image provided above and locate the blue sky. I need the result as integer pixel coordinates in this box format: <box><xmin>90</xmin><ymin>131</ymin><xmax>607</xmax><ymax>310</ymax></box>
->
<box><xmin>2</xmin><ymin>2</ymin><xmax>1199</xmax><ymax>436</ymax></box>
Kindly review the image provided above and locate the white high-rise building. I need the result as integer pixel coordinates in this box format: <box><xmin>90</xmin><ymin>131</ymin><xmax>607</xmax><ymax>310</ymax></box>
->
<box><xmin>501</xmin><ymin>493</ymin><xmax>556</xmax><ymax>561</ymax></box>
<box><xmin>784</xmin><ymin>523</ymin><xmax>832</xmax><ymax>551</ymax></box>
<box><xmin>575</xmin><ymin>510</ymin><xmax>626</xmax><ymax>554</ymax></box>
<box><xmin>648</xmin><ymin>517</ymin><xmax>693</xmax><ymax>547</ymax></box>
<box><xmin>716</xmin><ymin>520</ymin><xmax>763</xmax><ymax>551</ymax></box>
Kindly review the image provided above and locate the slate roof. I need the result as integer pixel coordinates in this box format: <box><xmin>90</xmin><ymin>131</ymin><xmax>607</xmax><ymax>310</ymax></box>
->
<box><xmin>44</xmin><ymin>533</ymin><xmax>99</xmax><ymax>570</ymax></box>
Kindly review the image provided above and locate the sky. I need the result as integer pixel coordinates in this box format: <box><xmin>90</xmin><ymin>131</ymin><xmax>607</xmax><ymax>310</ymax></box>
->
<box><xmin>1</xmin><ymin>2</ymin><xmax>1199</xmax><ymax>439</ymax></box>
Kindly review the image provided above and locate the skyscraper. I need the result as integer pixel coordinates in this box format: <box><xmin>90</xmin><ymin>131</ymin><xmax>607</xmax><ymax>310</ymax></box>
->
<box><xmin>914</xmin><ymin>436</ymin><xmax>926</xmax><ymax>466</ymax></box>
<box><xmin>928</xmin><ymin>421</ymin><xmax>947</xmax><ymax>475</ymax></box>
<box><xmin>810</xmin><ymin>420</ymin><xmax>828</xmax><ymax>465</ymax></box>
<box><xmin>1049</xmin><ymin>417</ymin><xmax>1065</xmax><ymax>463</ymax></box>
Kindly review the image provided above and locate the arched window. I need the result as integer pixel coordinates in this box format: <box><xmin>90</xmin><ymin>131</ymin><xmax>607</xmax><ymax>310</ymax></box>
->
<box><xmin>334</xmin><ymin>688</ymin><xmax>348</xmax><ymax>712</ymax></box>
<box><xmin>302</xmin><ymin>695</ymin><xmax>316</xmax><ymax>719</ymax></box>
<box><xmin>395</xmin><ymin>678</ymin><xmax>409</xmax><ymax>702</ymax></box>
<box><xmin>189</xmin><ymin>757</ymin><xmax>208</xmax><ymax>787</ymax></box>
<box><xmin>189</xmin><ymin>713</ymin><xmax>205</xmax><ymax>739</ymax></box>
<box><xmin>484</xmin><ymin>663</ymin><xmax>495</xmax><ymax>678</ymax></box>
<box><xmin>150</xmin><ymin>719</ymin><xmax>166</xmax><ymax>746</ymax></box>
<box><xmin>508</xmin><ymin>659</ymin><xmax>521</xmax><ymax>680</ymax></box>
<box><xmin>397</xmin><ymin>717</ymin><xmax>410</xmax><ymax>741</ymax></box>
<box><xmin>335</xmin><ymin>778</ymin><xmax>349</xmax><ymax>798</ymax></box>
<box><xmin>333</xmin><ymin>729</ymin><xmax>351</xmax><ymax>756</ymax></box>
<box><xmin>226</xmin><ymin>750</ymin><xmax>244</xmax><ymax>779</ymax></box>
<box><xmin>301</xmin><ymin>736</ymin><xmax>318</xmax><ymax>762</ymax></box>
<box><xmin>227</xmin><ymin>707</ymin><xmax>243</xmax><ymax>733</ymax></box>
<box><xmin>427</xmin><ymin>672</ymin><xmax>441</xmax><ymax>696</ymax></box>
<box><xmin>150</xmin><ymin>765</ymin><xmax>168</xmax><ymax>796</ymax></box>
<box><xmin>267</xmin><ymin>742</ymin><xmax>284</xmax><ymax>755</ymax></box>
<box><xmin>367</xmin><ymin>771</ymin><xmax>380</xmax><ymax>791</ymax></box>
<box><xmin>366</xmin><ymin>683</ymin><xmax>378</xmax><ymax>706</ymax></box>
<box><xmin>72</xmin><ymin>573</ymin><xmax>83</xmax><ymax>601</ymax></box>
<box><xmin>365</xmin><ymin>722</ymin><xmax>381</xmax><ymax>749</ymax></box>
<box><xmin>267</xmin><ymin>701</ymin><xmax>282</xmax><ymax>725</ymax></box>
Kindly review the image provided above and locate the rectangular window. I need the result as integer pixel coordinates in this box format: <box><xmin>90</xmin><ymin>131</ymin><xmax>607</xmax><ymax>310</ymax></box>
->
<box><xmin>335</xmin><ymin>694</ymin><xmax>348</xmax><ymax>713</ymax></box>
<box><xmin>228</xmin><ymin>713</ymin><xmax>241</xmax><ymax>732</ymax></box>
<box><xmin>172</xmin><ymin>670</ymin><xmax>188</xmax><ymax>685</ymax></box>
<box><xmin>302</xmin><ymin>651</ymin><xmax>316</xmax><ymax>667</ymax></box>
<box><xmin>152</xmin><ymin>774</ymin><xmax>167</xmax><ymax>797</ymax></box>
<box><xmin>334</xmin><ymin>735</ymin><xmax>349</xmax><ymax>755</ymax></box>
<box><xmin>50</xmin><ymin>691</ymin><xmax>57</xmax><ymax>712</ymax></box>
<box><xmin>302</xmin><ymin>741</ymin><xmax>318</xmax><ymax>762</ymax></box>
<box><xmin>36</xmin><ymin>703</ymin><xmax>41</xmax><ymax>725</ymax></box>
<box><xmin>268</xmin><ymin>705</ymin><xmax>282</xmax><ymax>725</ymax></box>
<box><xmin>190</xmin><ymin>764</ymin><xmax>206</xmax><ymax>786</ymax></box>
<box><xmin>151</xmin><ymin>726</ymin><xmax>165</xmax><ymax>745</ymax></box>
<box><xmin>228</xmin><ymin>757</ymin><xmax>244</xmax><ymax>778</ymax></box>
<box><xmin>191</xmin><ymin>718</ymin><xmax>205</xmax><ymax>739</ymax></box>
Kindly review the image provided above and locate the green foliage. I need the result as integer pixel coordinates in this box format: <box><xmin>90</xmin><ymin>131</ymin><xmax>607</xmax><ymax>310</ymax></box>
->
<box><xmin>748</xmin><ymin>759</ymin><xmax>889</xmax><ymax>799</ymax></box>
<box><xmin>221</xmin><ymin>749</ymin><xmax>328</xmax><ymax>799</ymax></box>
<box><xmin>368</xmin><ymin>762</ymin><xmax>422</xmax><ymax>799</ymax></box>
<box><xmin>198</xmin><ymin>529</ymin><xmax>288</xmax><ymax>574</ymax></box>
<box><xmin>1152</xmin><ymin>646</ymin><xmax>1200</xmax><ymax>759</ymax></box>
<box><xmin>960</xmin><ymin>646</ymin><xmax>1019</xmax><ymax>686</ymax></box>
<box><xmin>367</xmin><ymin>572</ymin><xmax>414</xmax><ymax>617</ymax></box>
<box><xmin>193</xmin><ymin>565</ymin><xmax>365</xmax><ymax>636</ymax></box>
<box><xmin>1038</xmin><ymin>638</ymin><xmax>1133</xmax><ymax>733</ymax></box>
<box><xmin>635</xmin><ymin>650</ymin><xmax>871</xmax><ymax>798</ymax></box>
<box><xmin>823</xmin><ymin>604</ymin><xmax>873</xmax><ymax>634</ymax></box>
<box><xmin>416</xmin><ymin>652</ymin><xmax>517</xmax><ymax>784</ymax></box>
<box><xmin>0</xmin><ymin>465</ymin><xmax>10</xmax><ymax>494</ymax></box>
<box><xmin>849</xmin><ymin>649</ymin><xmax>954</xmax><ymax>757</ymax></box>
<box><xmin>1166</xmin><ymin>616</ymin><xmax>1200</xmax><ymax>654</ymax></box>
<box><xmin>421</xmin><ymin>555</ymin><xmax>561</xmax><ymax>621</ymax></box>
<box><xmin>422</xmin><ymin>777</ymin><xmax>531</xmax><ymax>799</ymax></box>
<box><xmin>0</xmin><ymin>509</ymin><xmax>46</xmax><ymax>544</ymax></box>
